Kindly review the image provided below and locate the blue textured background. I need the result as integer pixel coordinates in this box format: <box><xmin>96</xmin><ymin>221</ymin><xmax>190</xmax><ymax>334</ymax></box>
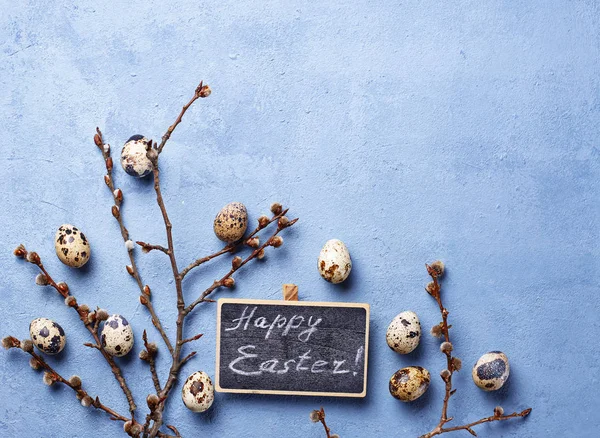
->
<box><xmin>1</xmin><ymin>1</ymin><xmax>599</xmax><ymax>437</ymax></box>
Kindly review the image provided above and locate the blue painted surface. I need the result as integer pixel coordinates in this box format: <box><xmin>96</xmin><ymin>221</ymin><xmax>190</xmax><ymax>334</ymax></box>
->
<box><xmin>1</xmin><ymin>1</ymin><xmax>599</xmax><ymax>437</ymax></box>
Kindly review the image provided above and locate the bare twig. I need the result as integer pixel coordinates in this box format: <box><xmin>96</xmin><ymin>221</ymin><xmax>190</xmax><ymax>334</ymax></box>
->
<box><xmin>310</xmin><ymin>407</ymin><xmax>335</xmax><ymax>438</ymax></box>
<box><xmin>143</xmin><ymin>330</ymin><xmax>161</xmax><ymax>394</ymax></box>
<box><xmin>420</xmin><ymin>262</ymin><xmax>531</xmax><ymax>437</ymax></box>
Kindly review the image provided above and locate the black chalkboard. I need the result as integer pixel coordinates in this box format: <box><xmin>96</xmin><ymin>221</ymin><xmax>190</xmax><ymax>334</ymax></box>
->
<box><xmin>215</xmin><ymin>299</ymin><xmax>370</xmax><ymax>397</ymax></box>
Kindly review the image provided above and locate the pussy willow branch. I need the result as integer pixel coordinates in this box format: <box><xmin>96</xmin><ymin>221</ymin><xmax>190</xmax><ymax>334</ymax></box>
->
<box><xmin>14</xmin><ymin>246</ymin><xmax>137</xmax><ymax>419</ymax></box>
<box><xmin>95</xmin><ymin>129</ymin><xmax>174</xmax><ymax>356</ymax></box>
<box><xmin>3</xmin><ymin>336</ymin><xmax>130</xmax><ymax>422</ymax></box>
<box><xmin>420</xmin><ymin>263</ymin><xmax>531</xmax><ymax>438</ymax></box>
<box><xmin>317</xmin><ymin>407</ymin><xmax>332</xmax><ymax>438</ymax></box>
<box><xmin>137</xmin><ymin>82</ymin><xmax>297</xmax><ymax>438</ymax></box>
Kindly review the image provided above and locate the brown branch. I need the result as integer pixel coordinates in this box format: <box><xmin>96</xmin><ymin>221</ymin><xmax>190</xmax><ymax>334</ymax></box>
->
<box><xmin>310</xmin><ymin>407</ymin><xmax>334</xmax><ymax>438</ymax></box>
<box><xmin>3</xmin><ymin>336</ymin><xmax>130</xmax><ymax>424</ymax></box>
<box><xmin>156</xmin><ymin>81</ymin><xmax>211</xmax><ymax>154</ymax></box>
<box><xmin>179</xmin><ymin>333</ymin><xmax>203</xmax><ymax>345</ymax></box>
<box><xmin>137</xmin><ymin>241</ymin><xmax>169</xmax><ymax>255</ymax></box>
<box><xmin>96</xmin><ymin>128</ymin><xmax>174</xmax><ymax>356</ymax></box>
<box><xmin>15</xmin><ymin>247</ymin><xmax>138</xmax><ymax>419</ymax></box>
<box><xmin>179</xmin><ymin>245</ymin><xmax>234</xmax><ymax>279</ymax></box>
<box><xmin>143</xmin><ymin>330</ymin><xmax>161</xmax><ymax>394</ymax></box>
<box><xmin>184</xmin><ymin>217</ymin><xmax>298</xmax><ymax>315</ymax></box>
<box><xmin>420</xmin><ymin>262</ymin><xmax>531</xmax><ymax>438</ymax></box>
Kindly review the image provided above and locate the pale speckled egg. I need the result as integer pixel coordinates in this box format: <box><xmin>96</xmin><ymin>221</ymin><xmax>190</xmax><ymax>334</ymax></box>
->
<box><xmin>55</xmin><ymin>224</ymin><xmax>91</xmax><ymax>268</ymax></box>
<box><xmin>121</xmin><ymin>135</ymin><xmax>152</xmax><ymax>177</ymax></box>
<box><xmin>101</xmin><ymin>315</ymin><xmax>134</xmax><ymax>357</ymax></box>
<box><xmin>29</xmin><ymin>318</ymin><xmax>66</xmax><ymax>355</ymax></box>
<box><xmin>389</xmin><ymin>366</ymin><xmax>431</xmax><ymax>402</ymax></box>
<box><xmin>213</xmin><ymin>202</ymin><xmax>248</xmax><ymax>242</ymax></box>
<box><xmin>386</xmin><ymin>311</ymin><xmax>421</xmax><ymax>354</ymax></box>
<box><xmin>182</xmin><ymin>371</ymin><xmax>214</xmax><ymax>413</ymax></box>
<box><xmin>472</xmin><ymin>351</ymin><xmax>510</xmax><ymax>391</ymax></box>
<box><xmin>318</xmin><ymin>239</ymin><xmax>352</xmax><ymax>284</ymax></box>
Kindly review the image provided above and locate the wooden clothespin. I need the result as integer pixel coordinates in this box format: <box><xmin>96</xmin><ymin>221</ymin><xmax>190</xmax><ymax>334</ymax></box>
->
<box><xmin>282</xmin><ymin>284</ymin><xmax>298</xmax><ymax>301</ymax></box>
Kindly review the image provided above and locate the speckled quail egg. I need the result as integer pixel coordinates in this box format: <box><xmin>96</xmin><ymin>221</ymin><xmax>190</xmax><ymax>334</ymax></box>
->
<box><xmin>182</xmin><ymin>371</ymin><xmax>214</xmax><ymax>412</ymax></box>
<box><xmin>100</xmin><ymin>314</ymin><xmax>134</xmax><ymax>357</ymax></box>
<box><xmin>386</xmin><ymin>311</ymin><xmax>421</xmax><ymax>354</ymax></box>
<box><xmin>55</xmin><ymin>224</ymin><xmax>91</xmax><ymax>268</ymax></box>
<box><xmin>472</xmin><ymin>351</ymin><xmax>510</xmax><ymax>391</ymax></box>
<box><xmin>318</xmin><ymin>239</ymin><xmax>352</xmax><ymax>284</ymax></box>
<box><xmin>213</xmin><ymin>202</ymin><xmax>248</xmax><ymax>242</ymax></box>
<box><xmin>29</xmin><ymin>318</ymin><xmax>66</xmax><ymax>355</ymax></box>
<box><xmin>389</xmin><ymin>366</ymin><xmax>431</xmax><ymax>402</ymax></box>
<box><xmin>121</xmin><ymin>135</ymin><xmax>153</xmax><ymax>177</ymax></box>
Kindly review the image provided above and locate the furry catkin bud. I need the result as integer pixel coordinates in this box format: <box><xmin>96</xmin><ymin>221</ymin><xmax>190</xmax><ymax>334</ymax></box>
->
<box><xmin>494</xmin><ymin>406</ymin><xmax>504</xmax><ymax>416</ymax></box>
<box><xmin>146</xmin><ymin>148</ymin><xmax>158</xmax><ymax>163</ymax></box>
<box><xmin>14</xmin><ymin>244</ymin><xmax>26</xmax><ymax>258</ymax></box>
<box><xmin>430</xmin><ymin>324</ymin><xmax>443</xmax><ymax>338</ymax></box>
<box><xmin>258</xmin><ymin>215</ymin><xmax>270</xmax><ymax>228</ymax></box>
<box><xmin>309</xmin><ymin>410</ymin><xmax>321</xmax><ymax>422</ymax></box>
<box><xmin>331</xmin><ymin>435</ymin><xmax>340</xmax><ymax>438</ymax></box>
<box><xmin>65</xmin><ymin>296</ymin><xmax>77</xmax><ymax>307</ymax></box>
<box><xmin>247</xmin><ymin>237</ymin><xmax>260</xmax><ymax>248</ymax></box>
<box><xmin>79</xmin><ymin>304</ymin><xmax>90</xmax><ymax>313</ymax></box>
<box><xmin>105</xmin><ymin>156</ymin><xmax>113</xmax><ymax>172</ymax></box>
<box><xmin>270</xmin><ymin>236</ymin><xmax>283</xmax><ymax>248</ymax></box>
<box><xmin>123</xmin><ymin>421</ymin><xmax>133</xmax><ymax>434</ymax></box>
<box><xmin>270</xmin><ymin>203</ymin><xmax>283</xmax><ymax>215</ymax></box>
<box><xmin>35</xmin><ymin>274</ymin><xmax>49</xmax><ymax>286</ymax></box>
<box><xmin>257</xmin><ymin>249</ymin><xmax>265</xmax><ymax>259</ymax></box>
<box><xmin>232</xmin><ymin>256</ymin><xmax>243</xmax><ymax>269</ymax></box>
<box><xmin>94</xmin><ymin>133</ymin><xmax>102</xmax><ymax>148</ymax></box>
<box><xmin>96</xmin><ymin>309</ymin><xmax>109</xmax><ymax>321</ymax></box>
<box><xmin>452</xmin><ymin>357</ymin><xmax>462</xmax><ymax>371</ymax></box>
<box><xmin>143</xmin><ymin>285</ymin><xmax>151</xmax><ymax>296</ymax></box>
<box><xmin>43</xmin><ymin>372</ymin><xmax>55</xmax><ymax>386</ymax></box>
<box><xmin>429</xmin><ymin>260</ymin><xmax>445</xmax><ymax>277</ymax></box>
<box><xmin>440</xmin><ymin>369</ymin><xmax>451</xmax><ymax>380</ymax></box>
<box><xmin>146</xmin><ymin>343</ymin><xmax>158</xmax><ymax>356</ymax></box>
<box><xmin>130</xmin><ymin>424</ymin><xmax>143</xmax><ymax>436</ymax></box>
<box><xmin>104</xmin><ymin>175</ymin><xmax>111</xmax><ymax>187</ymax></box>
<box><xmin>425</xmin><ymin>281</ymin><xmax>436</xmax><ymax>295</ymax></box>
<box><xmin>140</xmin><ymin>295</ymin><xmax>148</xmax><ymax>305</ymax></box>
<box><xmin>139</xmin><ymin>350</ymin><xmax>149</xmax><ymax>361</ymax></box>
<box><xmin>199</xmin><ymin>85</ymin><xmax>211</xmax><ymax>98</ymax></box>
<box><xmin>114</xmin><ymin>188</ymin><xmax>123</xmax><ymax>204</ymax></box>
<box><xmin>112</xmin><ymin>205</ymin><xmax>120</xmax><ymax>219</ymax></box>
<box><xmin>87</xmin><ymin>312</ymin><xmax>96</xmax><ymax>324</ymax></box>
<box><xmin>223</xmin><ymin>278</ymin><xmax>235</xmax><ymax>288</ymax></box>
<box><xmin>58</xmin><ymin>282</ymin><xmax>69</xmax><ymax>294</ymax></box>
<box><xmin>29</xmin><ymin>357</ymin><xmax>41</xmax><ymax>370</ymax></box>
<box><xmin>81</xmin><ymin>396</ymin><xmax>93</xmax><ymax>407</ymax></box>
<box><xmin>147</xmin><ymin>394</ymin><xmax>160</xmax><ymax>410</ymax></box>
<box><xmin>26</xmin><ymin>251</ymin><xmax>40</xmax><ymax>265</ymax></box>
<box><xmin>125</xmin><ymin>240</ymin><xmax>134</xmax><ymax>251</ymax></box>
<box><xmin>21</xmin><ymin>339</ymin><xmax>34</xmax><ymax>353</ymax></box>
<box><xmin>126</xmin><ymin>265</ymin><xmax>134</xmax><ymax>276</ymax></box>
<box><xmin>69</xmin><ymin>375</ymin><xmax>82</xmax><ymax>388</ymax></box>
<box><xmin>440</xmin><ymin>342</ymin><xmax>453</xmax><ymax>353</ymax></box>
<box><xmin>278</xmin><ymin>216</ymin><xmax>290</xmax><ymax>227</ymax></box>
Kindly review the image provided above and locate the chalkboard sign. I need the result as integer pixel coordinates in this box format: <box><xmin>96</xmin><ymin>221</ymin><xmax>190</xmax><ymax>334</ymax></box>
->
<box><xmin>216</xmin><ymin>298</ymin><xmax>370</xmax><ymax>397</ymax></box>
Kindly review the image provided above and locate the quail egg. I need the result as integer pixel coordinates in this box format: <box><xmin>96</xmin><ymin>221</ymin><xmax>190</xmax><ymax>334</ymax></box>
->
<box><xmin>55</xmin><ymin>224</ymin><xmax>90</xmax><ymax>268</ymax></box>
<box><xmin>29</xmin><ymin>317</ymin><xmax>66</xmax><ymax>355</ymax></box>
<box><xmin>472</xmin><ymin>351</ymin><xmax>510</xmax><ymax>391</ymax></box>
<box><xmin>318</xmin><ymin>239</ymin><xmax>352</xmax><ymax>284</ymax></box>
<box><xmin>213</xmin><ymin>202</ymin><xmax>248</xmax><ymax>242</ymax></box>
<box><xmin>101</xmin><ymin>314</ymin><xmax>134</xmax><ymax>357</ymax></box>
<box><xmin>182</xmin><ymin>371</ymin><xmax>214</xmax><ymax>412</ymax></box>
<box><xmin>121</xmin><ymin>135</ymin><xmax>153</xmax><ymax>177</ymax></box>
<box><xmin>386</xmin><ymin>311</ymin><xmax>421</xmax><ymax>354</ymax></box>
<box><xmin>389</xmin><ymin>366</ymin><xmax>430</xmax><ymax>402</ymax></box>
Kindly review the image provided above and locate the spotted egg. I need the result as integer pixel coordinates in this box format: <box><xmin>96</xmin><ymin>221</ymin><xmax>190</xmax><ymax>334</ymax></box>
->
<box><xmin>121</xmin><ymin>135</ymin><xmax>153</xmax><ymax>177</ymax></box>
<box><xmin>318</xmin><ymin>239</ymin><xmax>352</xmax><ymax>284</ymax></box>
<box><xmin>182</xmin><ymin>371</ymin><xmax>214</xmax><ymax>412</ymax></box>
<box><xmin>54</xmin><ymin>224</ymin><xmax>91</xmax><ymax>268</ymax></box>
<box><xmin>100</xmin><ymin>315</ymin><xmax>134</xmax><ymax>357</ymax></box>
<box><xmin>389</xmin><ymin>366</ymin><xmax>431</xmax><ymax>402</ymax></box>
<box><xmin>386</xmin><ymin>311</ymin><xmax>421</xmax><ymax>354</ymax></box>
<box><xmin>29</xmin><ymin>318</ymin><xmax>66</xmax><ymax>355</ymax></box>
<box><xmin>472</xmin><ymin>351</ymin><xmax>510</xmax><ymax>391</ymax></box>
<box><xmin>213</xmin><ymin>202</ymin><xmax>248</xmax><ymax>242</ymax></box>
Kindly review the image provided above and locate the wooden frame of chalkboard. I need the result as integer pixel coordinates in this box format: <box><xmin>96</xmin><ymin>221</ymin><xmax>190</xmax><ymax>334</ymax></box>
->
<box><xmin>215</xmin><ymin>298</ymin><xmax>370</xmax><ymax>397</ymax></box>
